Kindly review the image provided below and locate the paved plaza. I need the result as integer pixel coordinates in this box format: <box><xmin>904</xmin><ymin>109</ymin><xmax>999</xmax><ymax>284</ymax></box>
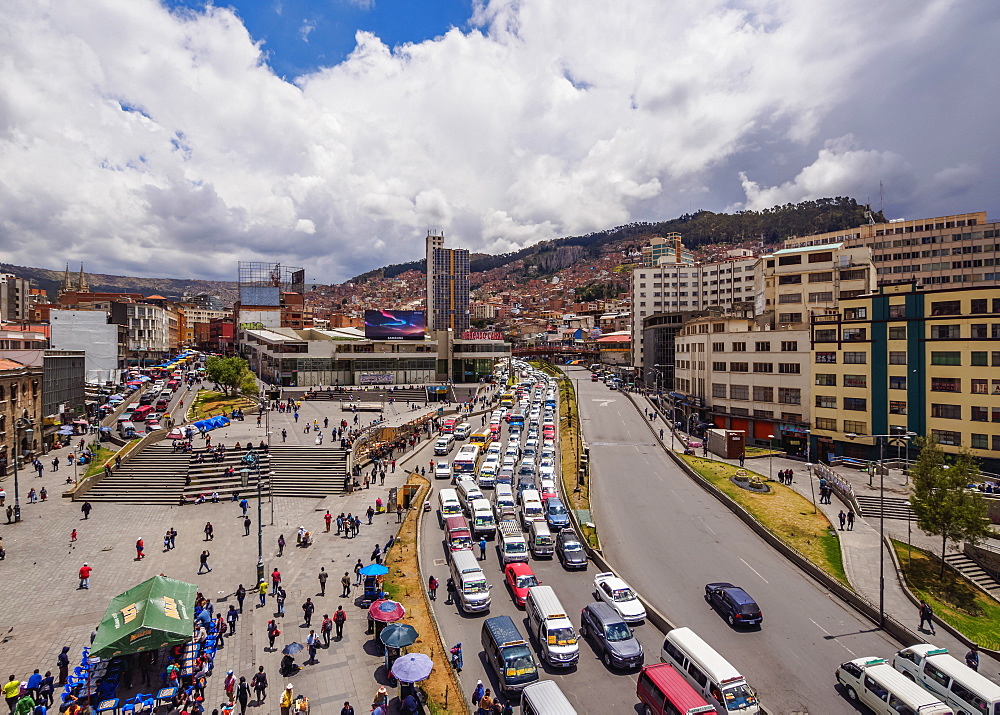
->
<box><xmin>0</xmin><ymin>395</ymin><xmax>440</xmax><ymax>715</ymax></box>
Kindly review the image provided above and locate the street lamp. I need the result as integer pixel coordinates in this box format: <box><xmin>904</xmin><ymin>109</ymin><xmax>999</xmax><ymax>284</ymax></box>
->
<box><xmin>767</xmin><ymin>434</ymin><xmax>775</xmax><ymax>482</ymax></box>
<box><xmin>11</xmin><ymin>417</ymin><xmax>34</xmax><ymax>523</ymax></box>
<box><xmin>241</xmin><ymin>449</ymin><xmax>265</xmax><ymax>585</ymax></box>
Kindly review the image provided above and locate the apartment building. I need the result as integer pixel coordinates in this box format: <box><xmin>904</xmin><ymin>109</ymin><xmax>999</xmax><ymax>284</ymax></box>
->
<box><xmin>674</xmin><ymin>316</ymin><xmax>811</xmax><ymax>453</ymax></box>
<box><xmin>809</xmin><ymin>283</ymin><xmax>1000</xmax><ymax>472</ymax></box>
<box><xmin>49</xmin><ymin>309</ymin><xmax>126</xmax><ymax>383</ymax></box>
<box><xmin>0</xmin><ymin>274</ymin><xmax>31</xmax><ymax>323</ymax></box>
<box><xmin>784</xmin><ymin>211</ymin><xmax>1000</xmax><ymax>290</ymax></box>
<box><xmin>426</xmin><ymin>232</ymin><xmax>471</xmax><ymax>333</ymax></box>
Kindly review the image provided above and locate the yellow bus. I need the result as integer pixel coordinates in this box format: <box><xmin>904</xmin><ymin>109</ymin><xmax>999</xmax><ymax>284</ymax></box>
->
<box><xmin>500</xmin><ymin>392</ymin><xmax>515</xmax><ymax>409</ymax></box>
<box><xmin>469</xmin><ymin>429</ymin><xmax>490</xmax><ymax>446</ymax></box>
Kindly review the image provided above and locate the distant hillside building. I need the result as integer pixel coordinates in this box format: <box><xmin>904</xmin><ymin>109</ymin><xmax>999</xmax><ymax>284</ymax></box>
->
<box><xmin>0</xmin><ymin>274</ymin><xmax>31</xmax><ymax>323</ymax></box>
<box><xmin>425</xmin><ymin>232</ymin><xmax>470</xmax><ymax>333</ymax></box>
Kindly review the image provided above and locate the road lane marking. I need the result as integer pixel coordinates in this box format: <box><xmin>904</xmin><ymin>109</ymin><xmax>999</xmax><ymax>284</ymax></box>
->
<box><xmin>697</xmin><ymin>516</ymin><xmax>716</xmax><ymax>535</ymax></box>
<box><xmin>810</xmin><ymin>619</ymin><xmax>856</xmax><ymax>656</ymax></box>
<box><xmin>739</xmin><ymin>558</ymin><xmax>769</xmax><ymax>583</ymax></box>
<box><xmin>591</xmin><ymin>399</ymin><xmax>616</xmax><ymax>407</ymax></box>
<box><xmin>810</xmin><ymin>618</ymin><xmax>831</xmax><ymax>636</ymax></box>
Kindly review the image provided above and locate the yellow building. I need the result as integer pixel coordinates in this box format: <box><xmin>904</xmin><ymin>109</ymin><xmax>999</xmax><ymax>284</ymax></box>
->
<box><xmin>810</xmin><ymin>282</ymin><xmax>1000</xmax><ymax>471</ymax></box>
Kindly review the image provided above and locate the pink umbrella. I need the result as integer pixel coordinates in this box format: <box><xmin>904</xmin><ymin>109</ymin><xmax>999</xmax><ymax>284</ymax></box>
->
<box><xmin>368</xmin><ymin>599</ymin><xmax>406</xmax><ymax>623</ymax></box>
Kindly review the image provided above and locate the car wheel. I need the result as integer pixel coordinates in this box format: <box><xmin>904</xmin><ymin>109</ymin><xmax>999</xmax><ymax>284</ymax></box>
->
<box><xmin>846</xmin><ymin>686</ymin><xmax>858</xmax><ymax>702</ymax></box>
<box><xmin>704</xmin><ymin>593</ymin><xmax>711</xmax><ymax>603</ymax></box>
<box><xmin>644</xmin><ymin>706</ymin><xmax>654</xmax><ymax>715</ymax></box>
<box><xmin>579</xmin><ymin>623</ymin><xmax>587</xmax><ymax>638</ymax></box>
<box><xmin>727</xmin><ymin>614</ymin><xmax>736</xmax><ymax>626</ymax></box>
<box><xmin>603</xmin><ymin>651</ymin><xmax>613</xmax><ymax>668</ymax></box>
<box><xmin>902</xmin><ymin>671</ymin><xmax>915</xmax><ymax>681</ymax></box>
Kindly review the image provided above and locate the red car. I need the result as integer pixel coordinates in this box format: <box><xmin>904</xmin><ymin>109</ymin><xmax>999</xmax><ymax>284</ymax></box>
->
<box><xmin>504</xmin><ymin>562</ymin><xmax>540</xmax><ymax>607</ymax></box>
<box><xmin>542</xmin><ymin>426</ymin><xmax>555</xmax><ymax>440</ymax></box>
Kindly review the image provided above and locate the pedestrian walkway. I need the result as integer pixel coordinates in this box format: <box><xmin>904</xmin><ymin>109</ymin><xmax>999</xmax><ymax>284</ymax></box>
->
<box><xmin>640</xmin><ymin>395</ymin><xmax>1000</xmax><ymax>673</ymax></box>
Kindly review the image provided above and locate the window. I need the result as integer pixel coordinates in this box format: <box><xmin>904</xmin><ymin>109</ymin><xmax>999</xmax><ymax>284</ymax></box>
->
<box><xmin>755</xmin><ymin>342</ymin><xmax>771</xmax><ymax>351</ymax></box>
<box><xmin>778</xmin><ymin>388</ymin><xmax>801</xmax><ymax>404</ymax></box>
<box><xmin>712</xmin><ymin>342</ymin><xmax>724</xmax><ymax>351</ymax></box>
<box><xmin>731</xmin><ymin>342</ymin><xmax>746</xmax><ymax>352</ymax></box>
<box><xmin>814</xmin><ymin>329</ymin><xmax>838</xmax><ymax>342</ymax></box>
<box><xmin>712</xmin><ymin>323</ymin><xmax>724</xmax><ymax>333</ymax></box>
<box><xmin>972</xmin><ymin>378</ymin><xmax>988</xmax><ymax>394</ymax></box>
<box><xmin>808</xmin><ymin>271</ymin><xmax>833</xmax><ymax>282</ymax></box>
<box><xmin>971</xmin><ymin>406</ymin><xmax>988</xmax><ymax>422</ymax></box>
<box><xmin>844</xmin><ymin>307</ymin><xmax>868</xmax><ymax>320</ymax></box>
<box><xmin>843</xmin><ymin>420</ymin><xmax>867</xmax><ymax>435</ymax></box>
<box><xmin>994</xmin><ymin>352</ymin><xmax>1000</xmax><ymax>366</ymax></box>
<box><xmin>753</xmin><ymin>409</ymin><xmax>774</xmax><ymax>418</ymax></box>
<box><xmin>843</xmin><ymin>352</ymin><xmax>867</xmax><ymax>364</ymax></box>
<box><xmin>780</xmin><ymin>341</ymin><xmax>798</xmax><ymax>351</ymax></box>
<box><xmin>843</xmin><ymin>328</ymin><xmax>867</xmax><ymax>341</ymax></box>
<box><xmin>889</xmin><ymin>401</ymin><xmax>907</xmax><ymax>415</ymax></box>
<box><xmin>753</xmin><ymin>386</ymin><xmax>773</xmax><ymax>402</ymax></box>
<box><xmin>712</xmin><ymin>384</ymin><xmax>727</xmax><ymax>398</ymax></box>
<box><xmin>815</xmin><ymin>352</ymin><xmax>837</xmax><ymax>363</ymax></box>
<box><xmin>972</xmin><ymin>434</ymin><xmax>989</xmax><ymax>450</ymax></box>
<box><xmin>778</xmin><ymin>293</ymin><xmax>802</xmax><ymax>303</ymax></box>
<box><xmin>931</xmin><ymin>377</ymin><xmax>961</xmax><ymax>392</ymax></box>
<box><xmin>815</xmin><ymin>417</ymin><xmax>837</xmax><ymax>431</ymax></box>
<box><xmin>778</xmin><ymin>275</ymin><xmax>802</xmax><ymax>284</ymax></box>
<box><xmin>808</xmin><ymin>291</ymin><xmax>834</xmax><ymax>302</ymax></box>
<box><xmin>752</xmin><ymin>362</ymin><xmax>773</xmax><ymax>373</ymax></box>
<box><xmin>778</xmin><ymin>255</ymin><xmax>802</xmax><ymax>266</ymax></box>
<box><xmin>815</xmin><ymin>373</ymin><xmax>836</xmax><ymax>386</ymax></box>
<box><xmin>888</xmin><ymin>305</ymin><xmax>906</xmax><ymax>318</ymax></box>
<box><xmin>730</xmin><ymin>385</ymin><xmax>749</xmax><ymax>400</ymax></box>
<box><xmin>712</xmin><ymin>361</ymin><xmax>727</xmax><ymax>371</ymax></box>
<box><xmin>840</xmin><ymin>269</ymin><xmax>867</xmax><ymax>281</ymax></box>
<box><xmin>843</xmin><ymin>374</ymin><xmax>867</xmax><ymax>388</ymax></box>
<box><xmin>808</xmin><ymin>252</ymin><xmax>832</xmax><ymax>263</ymax></box>
<box><xmin>930</xmin><ymin>324</ymin><xmax>961</xmax><ymax>339</ymax></box>
<box><xmin>931</xmin><ymin>404</ymin><xmax>962</xmax><ymax>419</ymax></box>
<box><xmin>781</xmin><ymin>412</ymin><xmax>802</xmax><ymax>422</ymax></box>
<box><xmin>889</xmin><ymin>376</ymin><xmax>907</xmax><ymax>390</ymax></box>
<box><xmin>931</xmin><ymin>351</ymin><xmax>961</xmax><ymax>366</ymax></box>
<box><xmin>971</xmin><ymin>324</ymin><xmax>988</xmax><ymax>338</ymax></box>
<box><xmin>889</xmin><ymin>351</ymin><xmax>907</xmax><ymax>364</ymax></box>
<box><xmin>888</xmin><ymin>326</ymin><xmax>906</xmax><ymax>340</ymax></box>
<box><xmin>932</xmin><ymin>429</ymin><xmax>962</xmax><ymax>446</ymax></box>
<box><xmin>931</xmin><ymin>300</ymin><xmax>961</xmax><ymax>316</ymax></box>
<box><xmin>970</xmin><ymin>298</ymin><xmax>987</xmax><ymax>313</ymax></box>
<box><xmin>844</xmin><ymin>398</ymin><xmax>867</xmax><ymax>411</ymax></box>
<box><xmin>778</xmin><ymin>363</ymin><xmax>800</xmax><ymax>374</ymax></box>
<box><xmin>815</xmin><ymin>395</ymin><xmax>837</xmax><ymax>409</ymax></box>
<box><xmin>729</xmin><ymin>362</ymin><xmax>748</xmax><ymax>372</ymax></box>
<box><xmin>994</xmin><ymin>435</ymin><xmax>1000</xmax><ymax>451</ymax></box>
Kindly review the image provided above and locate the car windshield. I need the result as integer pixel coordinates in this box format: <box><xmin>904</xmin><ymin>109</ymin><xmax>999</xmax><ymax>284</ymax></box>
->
<box><xmin>547</xmin><ymin>627</ymin><xmax>577</xmax><ymax>646</ymax></box>
<box><xmin>516</xmin><ymin>575</ymin><xmax>538</xmax><ymax>588</ymax></box>
<box><xmin>722</xmin><ymin>684</ymin><xmax>758</xmax><ymax>710</ymax></box>
<box><xmin>563</xmin><ymin>541</ymin><xmax>583</xmax><ymax>552</ymax></box>
<box><xmin>465</xmin><ymin>579</ymin><xmax>489</xmax><ymax>594</ymax></box>
<box><xmin>503</xmin><ymin>646</ymin><xmax>535</xmax><ymax>673</ymax></box>
<box><xmin>612</xmin><ymin>588</ymin><xmax>635</xmax><ymax>602</ymax></box>
<box><xmin>737</xmin><ymin>603</ymin><xmax>759</xmax><ymax>615</ymax></box>
<box><xmin>548</xmin><ymin>504</ymin><xmax>567</xmax><ymax>515</ymax></box>
<box><xmin>605</xmin><ymin>622</ymin><xmax>632</xmax><ymax>642</ymax></box>
<box><xmin>451</xmin><ymin>536</ymin><xmax>472</xmax><ymax>548</ymax></box>
<box><xmin>507</xmin><ymin>542</ymin><xmax>526</xmax><ymax>553</ymax></box>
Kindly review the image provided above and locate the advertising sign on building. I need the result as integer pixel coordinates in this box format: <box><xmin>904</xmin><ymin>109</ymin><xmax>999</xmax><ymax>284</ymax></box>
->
<box><xmin>359</xmin><ymin>373</ymin><xmax>394</xmax><ymax>384</ymax></box>
<box><xmin>363</xmin><ymin>310</ymin><xmax>426</xmax><ymax>340</ymax></box>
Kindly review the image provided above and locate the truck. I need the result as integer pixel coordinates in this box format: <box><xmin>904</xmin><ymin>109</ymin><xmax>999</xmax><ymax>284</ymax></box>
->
<box><xmin>706</xmin><ymin>428</ymin><xmax>746</xmax><ymax>460</ymax></box>
<box><xmin>498</xmin><ymin>519</ymin><xmax>529</xmax><ymax>564</ymax></box>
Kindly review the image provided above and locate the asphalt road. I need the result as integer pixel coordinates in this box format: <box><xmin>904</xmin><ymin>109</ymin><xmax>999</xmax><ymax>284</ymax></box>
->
<box><xmin>567</xmin><ymin>366</ymin><xmax>899</xmax><ymax>715</ymax></box>
<box><xmin>416</xmin><ymin>401</ymin><xmax>659</xmax><ymax>713</ymax></box>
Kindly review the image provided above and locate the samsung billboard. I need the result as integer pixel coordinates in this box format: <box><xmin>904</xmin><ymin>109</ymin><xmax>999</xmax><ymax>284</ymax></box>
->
<box><xmin>363</xmin><ymin>310</ymin><xmax>427</xmax><ymax>340</ymax></box>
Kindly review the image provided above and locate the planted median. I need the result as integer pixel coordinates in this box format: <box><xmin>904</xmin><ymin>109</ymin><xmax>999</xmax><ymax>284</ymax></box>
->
<box><xmin>680</xmin><ymin>456</ymin><xmax>848</xmax><ymax>584</ymax></box>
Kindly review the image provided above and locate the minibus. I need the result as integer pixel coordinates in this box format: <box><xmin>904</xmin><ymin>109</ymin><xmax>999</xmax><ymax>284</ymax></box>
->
<box><xmin>893</xmin><ymin>644</ymin><xmax>1000</xmax><ymax>715</ymax></box>
<box><xmin>836</xmin><ymin>657</ymin><xmax>952</xmax><ymax>715</ymax></box>
<box><xmin>660</xmin><ymin>628</ymin><xmax>759</xmax><ymax>714</ymax></box>
<box><xmin>637</xmin><ymin>664</ymin><xmax>714</xmax><ymax>715</ymax></box>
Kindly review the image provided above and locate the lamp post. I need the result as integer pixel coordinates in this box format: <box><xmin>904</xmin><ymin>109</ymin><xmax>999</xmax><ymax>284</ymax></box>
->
<box><xmin>242</xmin><ymin>449</ymin><xmax>265</xmax><ymax>585</ymax></box>
<box><xmin>767</xmin><ymin>434</ymin><xmax>775</xmax><ymax>482</ymax></box>
<box><xmin>11</xmin><ymin>417</ymin><xmax>34</xmax><ymax>523</ymax></box>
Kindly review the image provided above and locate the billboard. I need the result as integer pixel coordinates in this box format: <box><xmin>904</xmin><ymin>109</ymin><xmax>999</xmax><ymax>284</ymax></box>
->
<box><xmin>359</xmin><ymin>373</ymin><xmax>394</xmax><ymax>384</ymax></box>
<box><xmin>364</xmin><ymin>310</ymin><xmax>426</xmax><ymax>340</ymax></box>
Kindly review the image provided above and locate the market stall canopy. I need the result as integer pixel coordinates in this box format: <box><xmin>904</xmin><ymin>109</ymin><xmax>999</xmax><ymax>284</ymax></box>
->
<box><xmin>90</xmin><ymin>576</ymin><xmax>197</xmax><ymax>658</ymax></box>
<box><xmin>193</xmin><ymin>416</ymin><xmax>230</xmax><ymax>433</ymax></box>
<box><xmin>359</xmin><ymin>564</ymin><xmax>389</xmax><ymax>577</ymax></box>
<box><xmin>368</xmin><ymin>599</ymin><xmax>405</xmax><ymax>623</ymax></box>
<box><xmin>391</xmin><ymin>653</ymin><xmax>433</xmax><ymax>683</ymax></box>
<box><xmin>380</xmin><ymin>623</ymin><xmax>418</xmax><ymax>648</ymax></box>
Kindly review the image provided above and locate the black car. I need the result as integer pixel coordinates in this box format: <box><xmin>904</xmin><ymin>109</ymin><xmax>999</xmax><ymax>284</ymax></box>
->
<box><xmin>580</xmin><ymin>602</ymin><xmax>643</xmax><ymax>669</ymax></box>
<box><xmin>556</xmin><ymin>529</ymin><xmax>588</xmax><ymax>569</ymax></box>
<box><xmin>704</xmin><ymin>582</ymin><xmax>763</xmax><ymax>627</ymax></box>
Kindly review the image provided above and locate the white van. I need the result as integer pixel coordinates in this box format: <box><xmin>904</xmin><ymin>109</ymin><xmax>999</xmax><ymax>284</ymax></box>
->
<box><xmin>449</xmin><ymin>549</ymin><xmax>492</xmax><ymax>613</ymax></box>
<box><xmin>525</xmin><ymin>586</ymin><xmax>579</xmax><ymax>668</ymax></box>
<box><xmin>837</xmin><ymin>656</ymin><xmax>952</xmax><ymax>715</ymax></box>
<box><xmin>521</xmin><ymin>681</ymin><xmax>578</xmax><ymax>715</ymax></box>
<box><xmin>660</xmin><ymin>627</ymin><xmax>759</xmax><ymax>715</ymax></box>
<box><xmin>470</xmin><ymin>498</ymin><xmax>497</xmax><ymax>538</ymax></box>
<box><xmin>434</xmin><ymin>435</ymin><xmax>455</xmax><ymax>455</ymax></box>
<box><xmin>893</xmin><ymin>644</ymin><xmax>1000</xmax><ymax>715</ymax></box>
<box><xmin>454</xmin><ymin>422</ymin><xmax>472</xmax><ymax>440</ymax></box>
<box><xmin>520</xmin><ymin>489</ymin><xmax>545</xmax><ymax>529</ymax></box>
<box><xmin>529</xmin><ymin>520</ymin><xmax>555</xmax><ymax>557</ymax></box>
<box><xmin>456</xmin><ymin>479</ymin><xmax>484</xmax><ymax>514</ymax></box>
<box><xmin>493</xmin><ymin>485</ymin><xmax>517</xmax><ymax>521</ymax></box>
<box><xmin>437</xmin><ymin>488</ymin><xmax>463</xmax><ymax>528</ymax></box>
<box><xmin>499</xmin><ymin>520</ymin><xmax>529</xmax><ymax>564</ymax></box>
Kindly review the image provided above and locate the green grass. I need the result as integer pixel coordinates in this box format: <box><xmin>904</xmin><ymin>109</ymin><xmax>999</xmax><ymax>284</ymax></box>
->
<box><xmin>189</xmin><ymin>389</ymin><xmax>255</xmax><ymax>422</ymax></box>
<box><xmin>744</xmin><ymin>446</ymin><xmax>781</xmax><ymax>457</ymax></box>
<box><xmin>681</xmin><ymin>456</ymin><xmax>849</xmax><ymax>584</ymax></box>
<box><xmin>891</xmin><ymin>539</ymin><xmax>1000</xmax><ymax>649</ymax></box>
<box><xmin>82</xmin><ymin>446</ymin><xmax>117</xmax><ymax>479</ymax></box>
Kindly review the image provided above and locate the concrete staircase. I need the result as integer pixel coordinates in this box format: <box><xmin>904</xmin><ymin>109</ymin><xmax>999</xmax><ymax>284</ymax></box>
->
<box><xmin>183</xmin><ymin>449</ymin><xmax>272</xmax><ymax>501</ymax></box>
<box><xmin>943</xmin><ymin>552</ymin><xmax>1000</xmax><ymax>597</ymax></box>
<box><xmin>268</xmin><ymin>446</ymin><xmax>349</xmax><ymax>498</ymax></box>
<box><xmin>78</xmin><ymin>443</ymin><xmax>188</xmax><ymax>504</ymax></box>
<box><xmin>855</xmin><ymin>495</ymin><xmax>915</xmax><ymax>521</ymax></box>
<box><xmin>304</xmin><ymin>388</ymin><xmax>428</xmax><ymax>403</ymax></box>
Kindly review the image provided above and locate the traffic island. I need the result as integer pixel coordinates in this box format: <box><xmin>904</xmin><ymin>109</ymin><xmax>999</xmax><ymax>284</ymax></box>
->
<box><xmin>188</xmin><ymin>389</ymin><xmax>255</xmax><ymax>422</ymax></box>
<box><xmin>681</xmin><ymin>456</ymin><xmax>848</xmax><ymax>584</ymax></box>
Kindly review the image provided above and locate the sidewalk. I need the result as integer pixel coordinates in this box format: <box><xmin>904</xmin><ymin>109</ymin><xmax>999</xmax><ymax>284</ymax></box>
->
<box><xmin>640</xmin><ymin>395</ymin><xmax>1000</xmax><ymax>674</ymax></box>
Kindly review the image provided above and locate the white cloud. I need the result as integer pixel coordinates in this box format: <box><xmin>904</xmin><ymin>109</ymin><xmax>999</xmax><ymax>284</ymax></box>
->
<box><xmin>0</xmin><ymin>0</ymin><xmax>995</xmax><ymax>283</ymax></box>
<box><xmin>299</xmin><ymin>20</ymin><xmax>315</xmax><ymax>43</ymax></box>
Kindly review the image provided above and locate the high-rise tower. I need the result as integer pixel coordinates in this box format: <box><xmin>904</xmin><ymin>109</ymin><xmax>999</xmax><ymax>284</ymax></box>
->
<box><xmin>425</xmin><ymin>231</ymin><xmax>470</xmax><ymax>333</ymax></box>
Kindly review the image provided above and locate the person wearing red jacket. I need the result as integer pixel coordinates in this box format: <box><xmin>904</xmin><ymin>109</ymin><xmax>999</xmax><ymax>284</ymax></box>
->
<box><xmin>78</xmin><ymin>563</ymin><xmax>92</xmax><ymax>589</ymax></box>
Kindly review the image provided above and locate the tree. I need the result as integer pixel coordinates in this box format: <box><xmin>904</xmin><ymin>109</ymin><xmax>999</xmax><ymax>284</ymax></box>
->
<box><xmin>204</xmin><ymin>356</ymin><xmax>257</xmax><ymax>397</ymax></box>
<box><xmin>909</xmin><ymin>438</ymin><xmax>992</xmax><ymax>578</ymax></box>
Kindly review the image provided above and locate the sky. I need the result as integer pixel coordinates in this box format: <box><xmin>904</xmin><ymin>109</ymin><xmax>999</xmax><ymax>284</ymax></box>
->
<box><xmin>1</xmin><ymin>0</ymin><xmax>998</xmax><ymax>284</ymax></box>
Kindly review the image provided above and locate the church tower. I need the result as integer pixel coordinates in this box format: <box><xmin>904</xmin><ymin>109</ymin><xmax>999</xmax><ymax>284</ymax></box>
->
<box><xmin>60</xmin><ymin>263</ymin><xmax>72</xmax><ymax>297</ymax></box>
<box><xmin>78</xmin><ymin>263</ymin><xmax>89</xmax><ymax>293</ymax></box>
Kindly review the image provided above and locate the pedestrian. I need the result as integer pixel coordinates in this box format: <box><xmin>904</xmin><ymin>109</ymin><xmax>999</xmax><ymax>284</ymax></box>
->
<box><xmin>277</xmin><ymin>534</ymin><xmax>285</xmax><ymax>556</ymax></box>
<box><xmin>276</xmin><ymin>587</ymin><xmax>287</xmax><ymax>616</ymax></box>
<box><xmin>396</xmin><ymin>504</ymin><xmax>404</xmax><ymax>523</ymax></box>
<box><xmin>302</xmin><ymin>598</ymin><xmax>315</xmax><ymax>626</ymax></box>
<box><xmin>224</xmin><ymin>671</ymin><xmax>236</xmax><ymax>702</ymax></box>
<box><xmin>3</xmin><ymin>675</ymin><xmax>21</xmax><ymax>713</ymax></box>
<box><xmin>479</xmin><ymin>537</ymin><xmax>487</xmax><ymax>560</ymax></box>
<box><xmin>57</xmin><ymin>646</ymin><xmax>70</xmax><ymax>685</ymax></box>
<box><xmin>243</xmin><ymin>516</ymin><xmax>252</xmax><ymax>536</ymax></box>
<box><xmin>354</xmin><ymin>559</ymin><xmax>363</xmax><ymax>585</ymax></box>
<box><xmin>258</xmin><ymin>581</ymin><xmax>268</xmax><ymax>607</ymax></box>
<box><xmin>321</xmin><ymin>614</ymin><xmax>333</xmax><ymax>646</ymax></box>
<box><xmin>78</xmin><ymin>562</ymin><xmax>92</xmax><ymax>589</ymax></box>
<box><xmin>472</xmin><ymin>680</ymin><xmax>484</xmax><ymax>707</ymax></box>
<box><xmin>324</xmin><ymin>511</ymin><xmax>333</xmax><ymax>532</ymax></box>
<box><xmin>918</xmin><ymin>600</ymin><xmax>936</xmax><ymax>635</ymax></box>
<box><xmin>847</xmin><ymin>510</ymin><xmax>855</xmax><ymax>530</ymax></box>
<box><xmin>280</xmin><ymin>685</ymin><xmax>295</xmax><ymax>715</ymax></box>
<box><xmin>318</xmin><ymin>567</ymin><xmax>328</xmax><ymax>596</ymax></box>
<box><xmin>340</xmin><ymin>702</ymin><xmax>355</xmax><ymax>715</ymax></box>
<box><xmin>266</xmin><ymin>619</ymin><xmax>280</xmax><ymax>649</ymax></box>
<box><xmin>333</xmin><ymin>606</ymin><xmax>346</xmax><ymax>639</ymax></box>
<box><xmin>478</xmin><ymin>689</ymin><xmax>494</xmax><ymax>715</ymax></box>
<box><xmin>305</xmin><ymin>630</ymin><xmax>318</xmax><ymax>665</ymax></box>
<box><xmin>226</xmin><ymin>605</ymin><xmax>239</xmax><ymax>635</ymax></box>
<box><xmin>240</xmin><ymin>498</ymin><xmax>249</xmax><ymax>517</ymax></box>
<box><xmin>965</xmin><ymin>645</ymin><xmax>979</xmax><ymax>671</ymax></box>
<box><xmin>251</xmin><ymin>666</ymin><xmax>268</xmax><ymax>703</ymax></box>
<box><xmin>272</xmin><ymin>568</ymin><xmax>282</xmax><ymax>592</ymax></box>
<box><xmin>37</xmin><ymin>672</ymin><xmax>53</xmax><ymax>708</ymax></box>
<box><xmin>450</xmin><ymin>642</ymin><xmax>463</xmax><ymax>672</ymax></box>
<box><xmin>81</xmin><ymin>501</ymin><xmax>92</xmax><ymax>519</ymax></box>
<box><xmin>445</xmin><ymin>576</ymin><xmax>456</xmax><ymax>605</ymax></box>
<box><xmin>340</xmin><ymin>570</ymin><xmax>352</xmax><ymax>598</ymax></box>
<box><xmin>787</xmin><ymin>469</ymin><xmax>794</xmax><ymax>484</ymax></box>
<box><xmin>236</xmin><ymin>676</ymin><xmax>250</xmax><ymax>715</ymax></box>
<box><xmin>198</xmin><ymin>550</ymin><xmax>212</xmax><ymax>574</ymax></box>
<box><xmin>739</xmin><ymin>452</ymin><xmax>745</xmax><ymax>467</ymax></box>
<box><xmin>135</xmin><ymin>538</ymin><xmax>145</xmax><ymax>560</ymax></box>
<box><xmin>367</xmin><ymin>506</ymin><xmax>374</xmax><ymax>525</ymax></box>
<box><xmin>428</xmin><ymin>575</ymin><xmax>439</xmax><ymax>600</ymax></box>
<box><xmin>281</xmin><ymin>428</ymin><xmax>287</xmax><ymax>442</ymax></box>
<box><xmin>371</xmin><ymin>544</ymin><xmax>381</xmax><ymax>564</ymax></box>
<box><xmin>838</xmin><ymin>510</ymin><xmax>846</xmax><ymax>530</ymax></box>
<box><xmin>70</xmin><ymin>529</ymin><xmax>77</xmax><ymax>543</ymax></box>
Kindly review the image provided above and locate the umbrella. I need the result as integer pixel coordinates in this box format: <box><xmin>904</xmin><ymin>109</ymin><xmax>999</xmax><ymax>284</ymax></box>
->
<box><xmin>57</xmin><ymin>427</ymin><xmax>76</xmax><ymax>435</ymax></box>
<box><xmin>380</xmin><ymin>623</ymin><xmax>418</xmax><ymax>649</ymax></box>
<box><xmin>281</xmin><ymin>642</ymin><xmax>304</xmax><ymax>655</ymax></box>
<box><xmin>359</xmin><ymin>564</ymin><xmax>389</xmax><ymax>577</ymax></box>
<box><xmin>368</xmin><ymin>599</ymin><xmax>405</xmax><ymax>623</ymax></box>
<box><xmin>126</xmin><ymin>380</ymin><xmax>142</xmax><ymax>386</ymax></box>
<box><xmin>390</xmin><ymin>653</ymin><xmax>433</xmax><ymax>683</ymax></box>
<box><xmin>99</xmin><ymin>427</ymin><xmax>112</xmax><ymax>432</ymax></box>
